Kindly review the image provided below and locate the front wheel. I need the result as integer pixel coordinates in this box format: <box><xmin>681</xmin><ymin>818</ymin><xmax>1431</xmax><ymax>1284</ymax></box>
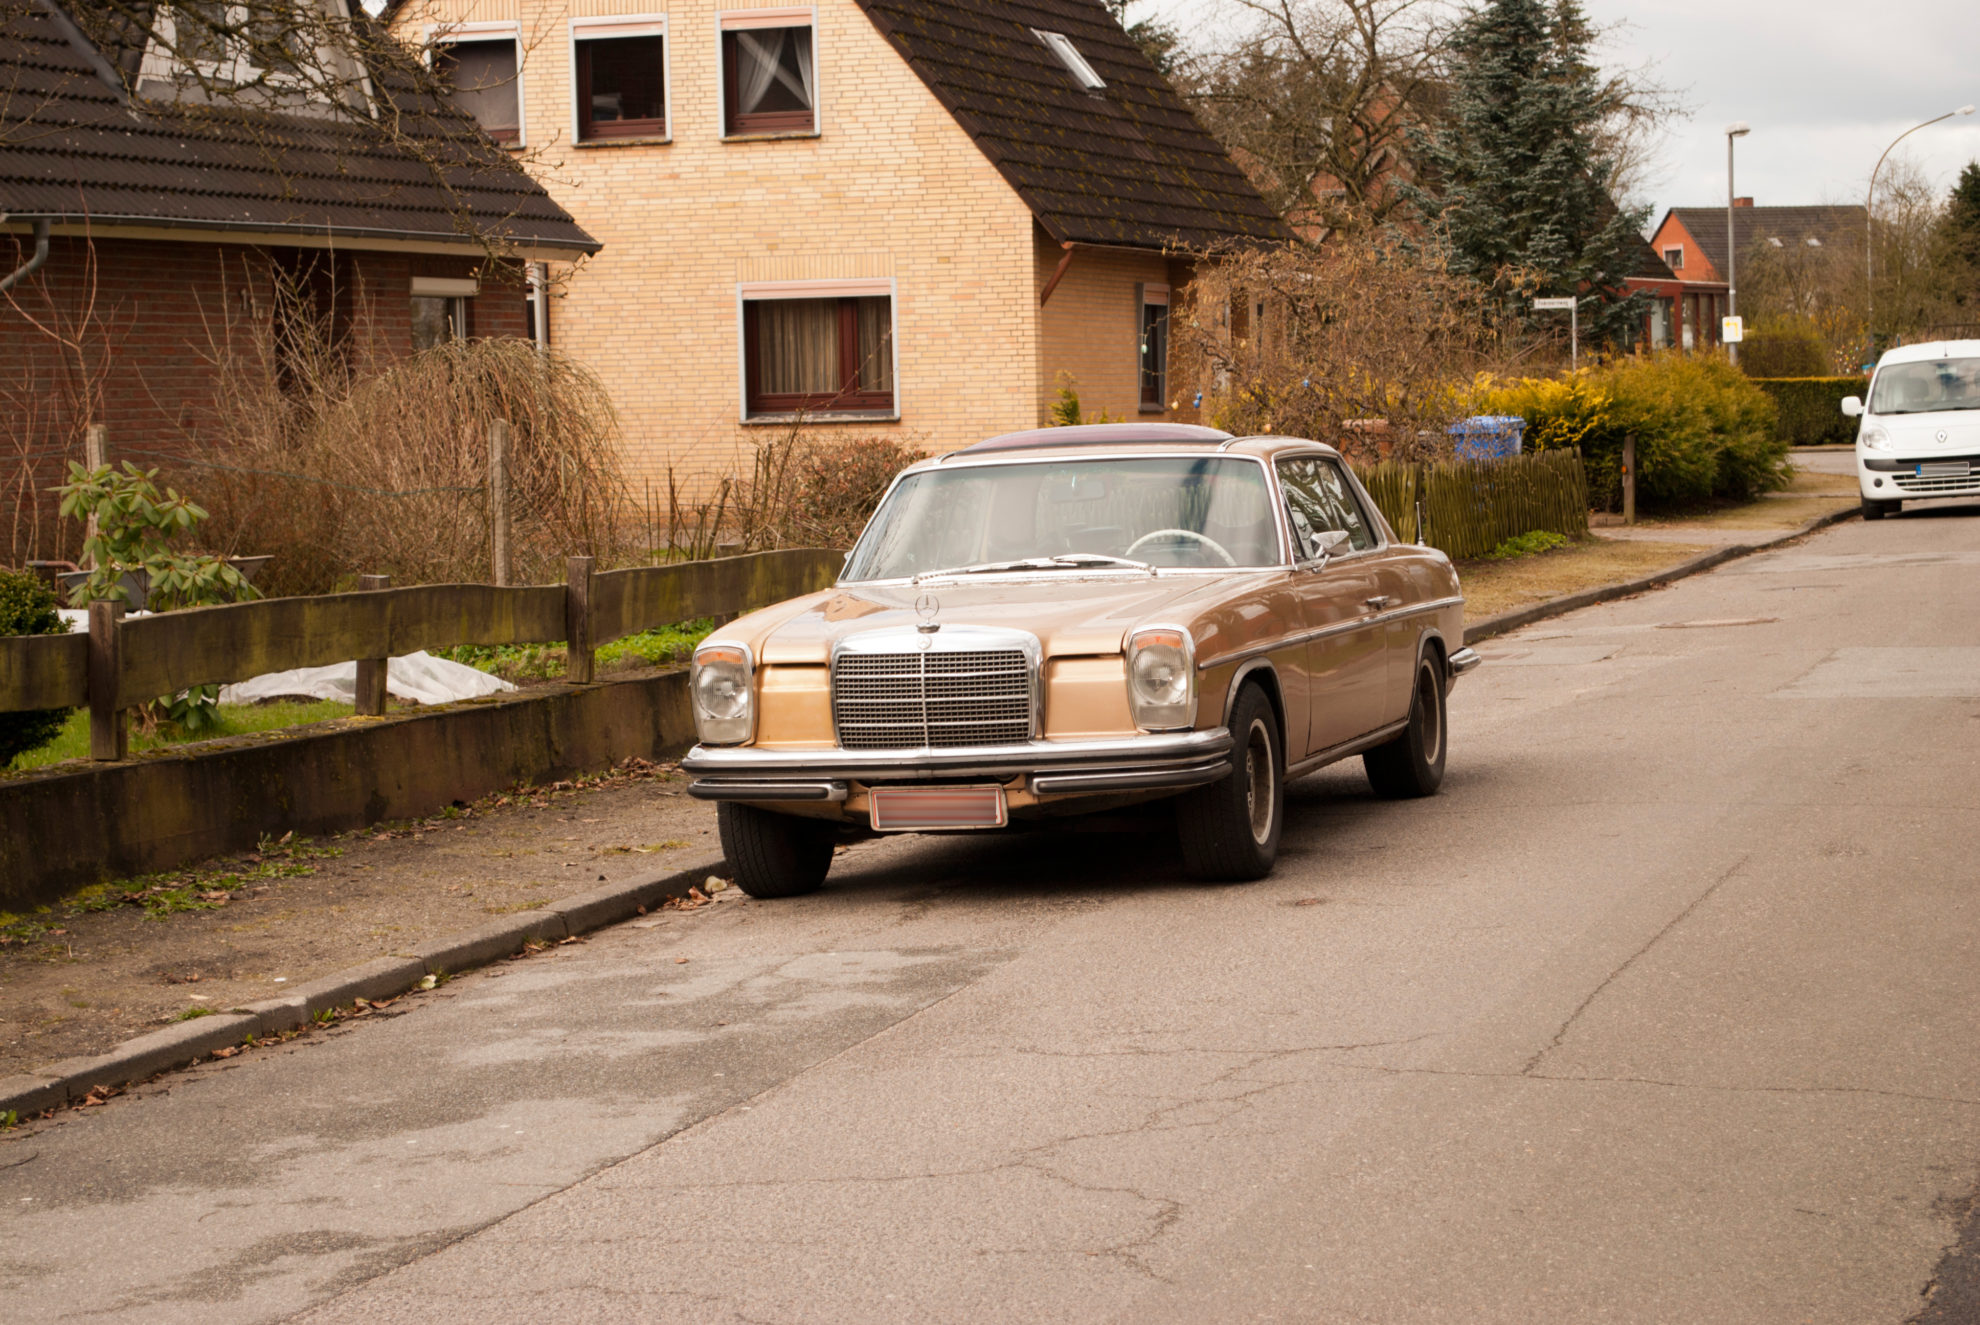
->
<box><xmin>1364</xmin><ymin>650</ymin><xmax>1448</xmax><ymax>799</ymax></box>
<box><xmin>1176</xmin><ymin>683</ymin><xmax>1283</xmax><ymax>882</ymax></box>
<box><xmin>1861</xmin><ymin>496</ymin><xmax>1899</xmax><ymax>521</ymax></box>
<box><xmin>718</xmin><ymin>802</ymin><xmax>835</xmax><ymax>898</ymax></box>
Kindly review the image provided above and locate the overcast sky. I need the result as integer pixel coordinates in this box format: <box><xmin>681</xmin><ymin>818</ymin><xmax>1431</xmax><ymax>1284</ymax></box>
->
<box><xmin>1139</xmin><ymin>0</ymin><xmax>1980</xmax><ymax>224</ymax></box>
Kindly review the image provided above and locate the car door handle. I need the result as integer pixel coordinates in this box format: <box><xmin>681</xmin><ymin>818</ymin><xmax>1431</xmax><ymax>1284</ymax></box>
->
<box><xmin>1364</xmin><ymin>596</ymin><xmax>1395</xmax><ymax>609</ymax></box>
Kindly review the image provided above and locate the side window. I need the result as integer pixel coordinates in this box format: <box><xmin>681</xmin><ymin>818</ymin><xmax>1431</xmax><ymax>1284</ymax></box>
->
<box><xmin>1277</xmin><ymin>457</ymin><xmax>1375</xmax><ymax>559</ymax></box>
<box><xmin>435</xmin><ymin>35</ymin><xmax>522</xmax><ymax>145</ymax></box>
<box><xmin>1138</xmin><ymin>282</ymin><xmax>1168</xmax><ymax>412</ymax></box>
<box><xmin>721</xmin><ymin>16</ymin><xmax>816</xmax><ymax>136</ymax></box>
<box><xmin>575</xmin><ymin>21</ymin><xmax>667</xmax><ymax>142</ymax></box>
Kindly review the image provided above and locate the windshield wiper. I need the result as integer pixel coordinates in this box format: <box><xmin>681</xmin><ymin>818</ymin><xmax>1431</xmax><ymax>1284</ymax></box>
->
<box><xmin>912</xmin><ymin>554</ymin><xmax>1157</xmax><ymax>582</ymax></box>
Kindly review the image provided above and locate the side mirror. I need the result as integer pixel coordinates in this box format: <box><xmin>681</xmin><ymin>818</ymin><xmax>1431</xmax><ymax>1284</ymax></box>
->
<box><xmin>1304</xmin><ymin>529</ymin><xmax>1350</xmax><ymax>568</ymax></box>
<box><xmin>1840</xmin><ymin>396</ymin><xmax>1864</xmax><ymax>417</ymax></box>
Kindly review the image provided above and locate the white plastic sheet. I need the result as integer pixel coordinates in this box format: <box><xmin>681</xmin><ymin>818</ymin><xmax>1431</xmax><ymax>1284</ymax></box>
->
<box><xmin>218</xmin><ymin>652</ymin><xmax>515</xmax><ymax>706</ymax></box>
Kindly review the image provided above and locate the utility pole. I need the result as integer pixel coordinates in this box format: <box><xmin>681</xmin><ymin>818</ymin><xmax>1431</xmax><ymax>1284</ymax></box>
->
<box><xmin>1725</xmin><ymin>123</ymin><xmax>1750</xmax><ymax>369</ymax></box>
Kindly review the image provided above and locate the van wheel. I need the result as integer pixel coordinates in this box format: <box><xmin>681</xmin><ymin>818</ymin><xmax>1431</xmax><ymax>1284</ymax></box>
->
<box><xmin>1861</xmin><ymin>497</ymin><xmax>1899</xmax><ymax>520</ymax></box>
<box><xmin>1176</xmin><ymin>683</ymin><xmax>1283</xmax><ymax>882</ymax></box>
<box><xmin>718</xmin><ymin>802</ymin><xmax>835</xmax><ymax>898</ymax></box>
<box><xmin>1365</xmin><ymin>651</ymin><xmax>1448</xmax><ymax>799</ymax></box>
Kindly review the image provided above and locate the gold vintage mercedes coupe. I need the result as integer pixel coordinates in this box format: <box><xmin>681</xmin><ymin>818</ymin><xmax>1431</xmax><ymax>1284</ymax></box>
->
<box><xmin>683</xmin><ymin>424</ymin><xmax>1479</xmax><ymax>897</ymax></box>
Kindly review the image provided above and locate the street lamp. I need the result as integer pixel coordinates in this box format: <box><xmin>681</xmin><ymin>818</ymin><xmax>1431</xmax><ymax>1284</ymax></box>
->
<box><xmin>1726</xmin><ymin>122</ymin><xmax>1750</xmax><ymax>367</ymax></box>
<box><xmin>1867</xmin><ymin>105</ymin><xmax>1976</xmax><ymax>349</ymax></box>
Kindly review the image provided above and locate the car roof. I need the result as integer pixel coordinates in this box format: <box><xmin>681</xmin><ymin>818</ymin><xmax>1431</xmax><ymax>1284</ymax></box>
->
<box><xmin>1878</xmin><ymin>339</ymin><xmax>1980</xmax><ymax>366</ymax></box>
<box><xmin>955</xmin><ymin>423</ymin><xmax>1234</xmax><ymax>454</ymax></box>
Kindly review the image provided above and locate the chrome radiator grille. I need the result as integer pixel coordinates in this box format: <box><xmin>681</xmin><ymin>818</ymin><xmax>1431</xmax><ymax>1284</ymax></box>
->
<box><xmin>832</xmin><ymin>649</ymin><xmax>1032</xmax><ymax>749</ymax></box>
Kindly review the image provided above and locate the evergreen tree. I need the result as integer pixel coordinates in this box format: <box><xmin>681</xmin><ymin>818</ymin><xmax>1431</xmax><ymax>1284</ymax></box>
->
<box><xmin>1945</xmin><ymin>161</ymin><xmax>1980</xmax><ymax>306</ymax></box>
<box><xmin>1104</xmin><ymin>0</ymin><xmax>1181</xmax><ymax>77</ymax></box>
<box><xmin>1401</xmin><ymin>0</ymin><xmax>1649</xmax><ymax>345</ymax></box>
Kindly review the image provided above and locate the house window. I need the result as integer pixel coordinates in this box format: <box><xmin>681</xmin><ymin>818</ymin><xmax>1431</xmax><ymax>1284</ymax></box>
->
<box><xmin>574</xmin><ymin>19</ymin><xmax>667</xmax><ymax>141</ymax></box>
<box><xmin>720</xmin><ymin>10</ymin><xmax>815</xmax><ymax>136</ymax></box>
<box><xmin>740</xmin><ymin>283</ymin><xmax>894</xmax><ymax>417</ymax></box>
<box><xmin>411</xmin><ymin>277</ymin><xmax>478</xmax><ymax>350</ymax></box>
<box><xmin>1033</xmin><ymin>29</ymin><xmax>1105</xmax><ymax>91</ymax></box>
<box><xmin>435</xmin><ymin>34</ymin><xmax>522</xmax><ymax>144</ymax></box>
<box><xmin>1662</xmin><ymin>246</ymin><xmax>1683</xmax><ymax>271</ymax></box>
<box><xmin>1139</xmin><ymin>283</ymin><xmax>1169</xmax><ymax>412</ymax></box>
<box><xmin>158</xmin><ymin>1</ymin><xmax>313</xmax><ymax>84</ymax></box>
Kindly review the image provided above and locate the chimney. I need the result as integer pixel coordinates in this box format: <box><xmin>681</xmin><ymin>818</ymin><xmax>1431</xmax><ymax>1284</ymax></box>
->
<box><xmin>1733</xmin><ymin>197</ymin><xmax>1754</xmax><ymax>208</ymax></box>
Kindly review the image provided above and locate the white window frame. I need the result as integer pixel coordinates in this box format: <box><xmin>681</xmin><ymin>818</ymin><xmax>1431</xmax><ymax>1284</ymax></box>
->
<box><xmin>1662</xmin><ymin>245</ymin><xmax>1683</xmax><ymax>271</ymax></box>
<box><xmin>424</xmin><ymin>20</ymin><xmax>527</xmax><ymax>148</ymax></box>
<box><xmin>734</xmin><ymin>276</ymin><xmax>899</xmax><ymax>424</ymax></box>
<box><xmin>1137</xmin><ymin>282</ymin><xmax>1170</xmax><ymax>415</ymax></box>
<box><xmin>715</xmin><ymin>6</ymin><xmax>821</xmax><ymax>141</ymax></box>
<box><xmin>1033</xmin><ymin>28</ymin><xmax>1105</xmax><ymax>91</ymax></box>
<box><xmin>143</xmin><ymin>2</ymin><xmax>324</xmax><ymax>92</ymax></box>
<box><xmin>569</xmin><ymin>13</ymin><xmax>672</xmax><ymax>147</ymax></box>
<box><xmin>411</xmin><ymin>277</ymin><xmax>476</xmax><ymax>347</ymax></box>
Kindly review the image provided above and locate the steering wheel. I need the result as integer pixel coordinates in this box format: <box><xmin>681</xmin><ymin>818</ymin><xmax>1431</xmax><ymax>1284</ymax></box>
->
<box><xmin>1125</xmin><ymin>528</ymin><xmax>1236</xmax><ymax>567</ymax></box>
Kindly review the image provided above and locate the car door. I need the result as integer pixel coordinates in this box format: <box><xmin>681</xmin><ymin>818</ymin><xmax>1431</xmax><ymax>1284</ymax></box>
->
<box><xmin>1275</xmin><ymin>456</ymin><xmax>1390</xmax><ymax>758</ymax></box>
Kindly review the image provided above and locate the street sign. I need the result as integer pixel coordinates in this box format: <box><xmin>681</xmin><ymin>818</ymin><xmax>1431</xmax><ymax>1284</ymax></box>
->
<box><xmin>1532</xmin><ymin>297</ymin><xmax>1577</xmax><ymax>310</ymax></box>
<box><xmin>1722</xmin><ymin>315</ymin><xmax>1745</xmax><ymax>343</ymax></box>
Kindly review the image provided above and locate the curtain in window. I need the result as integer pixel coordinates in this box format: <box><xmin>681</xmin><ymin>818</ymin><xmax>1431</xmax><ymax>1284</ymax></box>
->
<box><xmin>735</xmin><ymin>26</ymin><xmax>813</xmax><ymax>113</ymax></box>
<box><xmin>856</xmin><ymin>296</ymin><xmax>892</xmax><ymax>392</ymax></box>
<box><xmin>754</xmin><ymin>299</ymin><xmax>838</xmax><ymax>395</ymax></box>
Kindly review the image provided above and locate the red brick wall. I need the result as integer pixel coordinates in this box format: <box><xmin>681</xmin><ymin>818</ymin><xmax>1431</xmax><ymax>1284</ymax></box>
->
<box><xmin>2</xmin><ymin>233</ymin><xmax>527</xmax><ymax>563</ymax></box>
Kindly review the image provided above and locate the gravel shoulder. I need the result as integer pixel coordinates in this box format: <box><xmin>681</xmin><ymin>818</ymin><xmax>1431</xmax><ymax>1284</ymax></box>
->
<box><xmin>0</xmin><ymin>760</ymin><xmax>719</xmax><ymax>1078</ymax></box>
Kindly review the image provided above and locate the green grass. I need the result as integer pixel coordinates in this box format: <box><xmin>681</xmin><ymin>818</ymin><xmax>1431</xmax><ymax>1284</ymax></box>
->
<box><xmin>1482</xmin><ymin>529</ymin><xmax>1573</xmax><ymax>561</ymax></box>
<box><xmin>7</xmin><ymin>699</ymin><xmax>355</xmax><ymax>774</ymax></box>
<box><xmin>436</xmin><ymin>618</ymin><xmax>715</xmax><ymax>684</ymax></box>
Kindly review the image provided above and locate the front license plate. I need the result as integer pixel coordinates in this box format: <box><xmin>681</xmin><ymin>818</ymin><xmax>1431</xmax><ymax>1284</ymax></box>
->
<box><xmin>869</xmin><ymin>785</ymin><xmax>1008</xmax><ymax>832</ymax></box>
<box><xmin>1918</xmin><ymin>462</ymin><xmax>1970</xmax><ymax>476</ymax></box>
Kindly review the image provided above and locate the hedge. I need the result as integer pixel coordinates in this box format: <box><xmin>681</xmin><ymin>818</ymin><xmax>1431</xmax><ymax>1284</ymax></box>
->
<box><xmin>1354</xmin><ymin>450</ymin><xmax>1589</xmax><ymax>561</ymax></box>
<box><xmin>1751</xmin><ymin>377</ymin><xmax>1868</xmax><ymax>447</ymax></box>
<box><xmin>0</xmin><ymin>570</ymin><xmax>74</xmax><ymax>768</ymax></box>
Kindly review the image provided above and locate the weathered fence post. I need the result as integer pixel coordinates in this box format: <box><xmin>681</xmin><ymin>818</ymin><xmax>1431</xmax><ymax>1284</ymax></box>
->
<box><xmin>565</xmin><ymin>555</ymin><xmax>595</xmax><ymax>684</ymax></box>
<box><xmin>1622</xmin><ymin>432</ymin><xmax>1637</xmax><ymax>526</ymax></box>
<box><xmin>489</xmin><ymin>418</ymin><xmax>512</xmax><ymax>587</ymax></box>
<box><xmin>87</xmin><ymin>599</ymin><xmax>126</xmax><ymax>761</ymax></box>
<box><xmin>354</xmin><ymin>574</ymin><xmax>391</xmax><ymax>716</ymax></box>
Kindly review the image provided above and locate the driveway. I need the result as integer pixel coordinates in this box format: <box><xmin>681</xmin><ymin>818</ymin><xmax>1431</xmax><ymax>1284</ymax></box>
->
<box><xmin>4</xmin><ymin>501</ymin><xmax>1978</xmax><ymax>1324</ymax></box>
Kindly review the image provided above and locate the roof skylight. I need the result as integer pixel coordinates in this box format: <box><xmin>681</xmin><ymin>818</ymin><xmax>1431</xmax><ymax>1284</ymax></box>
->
<box><xmin>1033</xmin><ymin>29</ymin><xmax>1105</xmax><ymax>91</ymax></box>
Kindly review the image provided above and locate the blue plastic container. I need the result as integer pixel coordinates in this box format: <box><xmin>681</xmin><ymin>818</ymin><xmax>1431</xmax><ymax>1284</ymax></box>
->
<box><xmin>1448</xmin><ymin>415</ymin><xmax>1526</xmax><ymax>459</ymax></box>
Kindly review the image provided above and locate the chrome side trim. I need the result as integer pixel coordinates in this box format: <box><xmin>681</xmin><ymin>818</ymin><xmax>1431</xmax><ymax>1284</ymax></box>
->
<box><xmin>688</xmin><ymin>780</ymin><xmax>848</xmax><ymax>803</ymax></box>
<box><xmin>681</xmin><ymin>728</ymin><xmax>1234</xmax><ymax>782</ymax></box>
<box><xmin>1448</xmin><ymin>646</ymin><xmax>1482</xmax><ymax>678</ymax></box>
<box><xmin>1286</xmin><ymin>719</ymin><xmax>1407</xmax><ymax>779</ymax></box>
<box><xmin>1030</xmin><ymin>758</ymin><xmax>1231</xmax><ymax>795</ymax></box>
<box><xmin>1196</xmin><ymin>595</ymin><xmax>1466</xmax><ymax>671</ymax></box>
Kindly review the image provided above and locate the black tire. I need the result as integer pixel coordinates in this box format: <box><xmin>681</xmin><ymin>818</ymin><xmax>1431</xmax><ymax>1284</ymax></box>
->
<box><xmin>1364</xmin><ymin>650</ymin><xmax>1448</xmax><ymax>799</ymax></box>
<box><xmin>1177</xmin><ymin>682</ymin><xmax>1283</xmax><ymax>882</ymax></box>
<box><xmin>1861</xmin><ymin>496</ymin><xmax>1899</xmax><ymax>521</ymax></box>
<box><xmin>717</xmin><ymin>802</ymin><xmax>835</xmax><ymax>899</ymax></box>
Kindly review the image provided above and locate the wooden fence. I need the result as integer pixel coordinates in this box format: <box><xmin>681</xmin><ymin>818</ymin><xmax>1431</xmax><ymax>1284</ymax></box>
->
<box><xmin>1354</xmin><ymin>450</ymin><xmax>1590</xmax><ymax>561</ymax></box>
<box><xmin>1</xmin><ymin>548</ymin><xmax>845</xmax><ymax>761</ymax></box>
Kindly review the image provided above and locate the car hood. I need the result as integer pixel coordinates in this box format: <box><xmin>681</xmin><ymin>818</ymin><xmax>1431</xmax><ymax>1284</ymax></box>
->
<box><xmin>1865</xmin><ymin>409</ymin><xmax>1980</xmax><ymax>451</ymax></box>
<box><xmin>733</xmin><ymin>574</ymin><xmax>1269</xmax><ymax>665</ymax></box>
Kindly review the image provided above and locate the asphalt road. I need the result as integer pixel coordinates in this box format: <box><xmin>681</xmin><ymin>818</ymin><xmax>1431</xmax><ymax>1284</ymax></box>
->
<box><xmin>5</xmin><ymin>498</ymin><xmax>1979</xmax><ymax>1324</ymax></box>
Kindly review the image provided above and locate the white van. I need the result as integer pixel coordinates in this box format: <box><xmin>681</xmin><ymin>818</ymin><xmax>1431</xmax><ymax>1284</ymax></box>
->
<box><xmin>1842</xmin><ymin>341</ymin><xmax>1980</xmax><ymax>519</ymax></box>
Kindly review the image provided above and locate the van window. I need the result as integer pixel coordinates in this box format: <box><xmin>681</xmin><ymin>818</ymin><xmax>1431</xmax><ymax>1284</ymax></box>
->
<box><xmin>1869</xmin><ymin>358</ymin><xmax>1980</xmax><ymax>414</ymax></box>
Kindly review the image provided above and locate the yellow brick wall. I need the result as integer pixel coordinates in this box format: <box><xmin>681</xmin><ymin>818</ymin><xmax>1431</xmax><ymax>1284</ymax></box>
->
<box><xmin>1034</xmin><ymin>232</ymin><xmax>1178</xmax><ymax>424</ymax></box>
<box><xmin>394</xmin><ymin>0</ymin><xmax>1045</xmax><ymax>490</ymax></box>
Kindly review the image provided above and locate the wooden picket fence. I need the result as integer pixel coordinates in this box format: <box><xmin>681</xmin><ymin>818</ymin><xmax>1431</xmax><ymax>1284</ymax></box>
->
<box><xmin>0</xmin><ymin>548</ymin><xmax>845</xmax><ymax>762</ymax></box>
<box><xmin>1354</xmin><ymin>450</ymin><xmax>1589</xmax><ymax>560</ymax></box>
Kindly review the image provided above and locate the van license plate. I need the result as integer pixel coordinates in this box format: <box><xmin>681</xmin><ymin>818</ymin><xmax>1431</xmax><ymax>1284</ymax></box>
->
<box><xmin>869</xmin><ymin>786</ymin><xmax>1007</xmax><ymax>832</ymax></box>
<box><xmin>1918</xmin><ymin>462</ymin><xmax>1970</xmax><ymax>476</ymax></box>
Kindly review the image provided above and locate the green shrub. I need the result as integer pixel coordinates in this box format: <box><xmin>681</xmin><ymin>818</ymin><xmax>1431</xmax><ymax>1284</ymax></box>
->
<box><xmin>1751</xmin><ymin>376</ymin><xmax>1868</xmax><ymax>447</ymax></box>
<box><xmin>1478</xmin><ymin>355</ymin><xmax>1788</xmax><ymax>511</ymax></box>
<box><xmin>1485</xmin><ymin>529</ymin><xmax>1571</xmax><ymax>560</ymax></box>
<box><xmin>0</xmin><ymin>570</ymin><xmax>74</xmax><ymax>768</ymax></box>
<box><xmin>1739</xmin><ymin>331</ymin><xmax>1829</xmax><ymax>378</ymax></box>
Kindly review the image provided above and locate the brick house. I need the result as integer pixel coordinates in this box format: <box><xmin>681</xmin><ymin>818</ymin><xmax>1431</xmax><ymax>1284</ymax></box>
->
<box><xmin>1627</xmin><ymin>201</ymin><xmax>1865</xmax><ymax>351</ymax></box>
<box><xmin>384</xmin><ymin>0</ymin><xmax>1288</xmax><ymax>483</ymax></box>
<box><xmin>1</xmin><ymin>0</ymin><xmax>598</xmax><ymax>559</ymax></box>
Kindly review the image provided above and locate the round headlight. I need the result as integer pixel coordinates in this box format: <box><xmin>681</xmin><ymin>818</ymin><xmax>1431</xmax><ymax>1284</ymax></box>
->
<box><xmin>691</xmin><ymin>644</ymin><xmax>753</xmax><ymax>743</ymax></box>
<box><xmin>1125</xmin><ymin>627</ymin><xmax>1197</xmax><ymax>730</ymax></box>
<box><xmin>1860</xmin><ymin>425</ymin><xmax>1893</xmax><ymax>451</ymax></box>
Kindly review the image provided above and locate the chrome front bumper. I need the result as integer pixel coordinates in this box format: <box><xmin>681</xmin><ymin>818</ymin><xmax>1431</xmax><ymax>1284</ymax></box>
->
<box><xmin>683</xmin><ymin>728</ymin><xmax>1235</xmax><ymax>802</ymax></box>
<box><xmin>1448</xmin><ymin>646</ymin><xmax>1482</xmax><ymax>680</ymax></box>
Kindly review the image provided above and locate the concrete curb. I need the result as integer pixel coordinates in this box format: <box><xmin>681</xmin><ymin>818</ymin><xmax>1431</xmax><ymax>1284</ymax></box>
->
<box><xmin>0</xmin><ymin>855</ymin><xmax>727</xmax><ymax>1118</ymax></box>
<box><xmin>1463</xmin><ymin>505</ymin><xmax>1859</xmax><ymax>647</ymax></box>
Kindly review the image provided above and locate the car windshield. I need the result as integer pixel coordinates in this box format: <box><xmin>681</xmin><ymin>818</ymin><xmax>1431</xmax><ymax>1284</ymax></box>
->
<box><xmin>1869</xmin><ymin>358</ymin><xmax>1980</xmax><ymax>414</ymax></box>
<box><xmin>841</xmin><ymin>456</ymin><xmax>1281</xmax><ymax>581</ymax></box>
